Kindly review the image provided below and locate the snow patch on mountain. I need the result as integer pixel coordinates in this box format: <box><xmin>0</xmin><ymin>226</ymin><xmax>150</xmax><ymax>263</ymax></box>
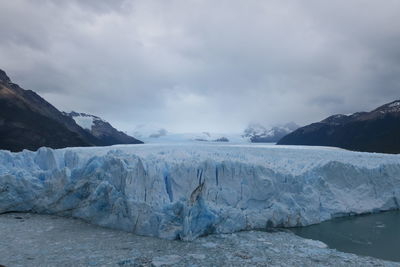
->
<box><xmin>378</xmin><ymin>100</ymin><xmax>400</xmax><ymax>114</ymax></box>
<box><xmin>389</xmin><ymin>101</ymin><xmax>400</xmax><ymax>108</ymax></box>
<box><xmin>72</xmin><ymin>116</ymin><xmax>94</xmax><ymax>130</ymax></box>
<box><xmin>65</xmin><ymin>112</ymin><xmax>106</xmax><ymax>130</ymax></box>
<box><xmin>1</xmin><ymin>144</ymin><xmax>400</xmax><ymax>240</ymax></box>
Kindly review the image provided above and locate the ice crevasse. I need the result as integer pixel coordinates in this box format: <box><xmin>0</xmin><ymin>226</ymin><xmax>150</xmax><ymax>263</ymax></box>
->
<box><xmin>0</xmin><ymin>144</ymin><xmax>400</xmax><ymax>240</ymax></box>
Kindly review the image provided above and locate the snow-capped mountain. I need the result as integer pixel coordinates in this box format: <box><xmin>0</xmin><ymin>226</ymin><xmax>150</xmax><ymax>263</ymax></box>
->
<box><xmin>278</xmin><ymin>100</ymin><xmax>400</xmax><ymax>153</ymax></box>
<box><xmin>243</xmin><ymin>122</ymin><xmax>299</xmax><ymax>143</ymax></box>
<box><xmin>0</xmin><ymin>68</ymin><xmax>143</xmax><ymax>152</ymax></box>
<box><xmin>63</xmin><ymin>111</ymin><xmax>143</xmax><ymax>146</ymax></box>
<box><xmin>0</xmin><ymin>69</ymin><xmax>100</xmax><ymax>152</ymax></box>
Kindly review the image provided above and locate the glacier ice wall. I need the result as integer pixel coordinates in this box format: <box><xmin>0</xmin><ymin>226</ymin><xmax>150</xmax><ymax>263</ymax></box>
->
<box><xmin>1</xmin><ymin>144</ymin><xmax>400</xmax><ymax>240</ymax></box>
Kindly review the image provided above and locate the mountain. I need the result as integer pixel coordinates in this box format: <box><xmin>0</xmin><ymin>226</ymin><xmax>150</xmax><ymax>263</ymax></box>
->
<box><xmin>63</xmin><ymin>111</ymin><xmax>143</xmax><ymax>145</ymax></box>
<box><xmin>278</xmin><ymin>100</ymin><xmax>400</xmax><ymax>153</ymax></box>
<box><xmin>243</xmin><ymin>122</ymin><xmax>299</xmax><ymax>143</ymax></box>
<box><xmin>0</xmin><ymin>69</ymin><xmax>142</xmax><ymax>152</ymax></box>
<box><xmin>0</xmin><ymin>69</ymin><xmax>100</xmax><ymax>152</ymax></box>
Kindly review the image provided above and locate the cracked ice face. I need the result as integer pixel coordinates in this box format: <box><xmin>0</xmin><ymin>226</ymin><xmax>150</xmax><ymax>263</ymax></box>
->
<box><xmin>1</xmin><ymin>144</ymin><xmax>400</xmax><ymax>240</ymax></box>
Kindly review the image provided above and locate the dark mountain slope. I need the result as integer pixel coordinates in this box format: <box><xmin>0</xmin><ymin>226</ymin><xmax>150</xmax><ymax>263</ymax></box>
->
<box><xmin>278</xmin><ymin>100</ymin><xmax>400</xmax><ymax>153</ymax></box>
<box><xmin>0</xmin><ymin>69</ymin><xmax>142</xmax><ymax>152</ymax></box>
<box><xmin>0</xmin><ymin>70</ymin><xmax>94</xmax><ymax>151</ymax></box>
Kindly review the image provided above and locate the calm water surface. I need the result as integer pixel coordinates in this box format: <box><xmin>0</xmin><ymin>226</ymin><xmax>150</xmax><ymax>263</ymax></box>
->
<box><xmin>291</xmin><ymin>211</ymin><xmax>400</xmax><ymax>262</ymax></box>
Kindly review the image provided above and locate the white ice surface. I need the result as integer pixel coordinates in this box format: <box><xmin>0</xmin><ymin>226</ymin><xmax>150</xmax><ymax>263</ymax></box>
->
<box><xmin>1</xmin><ymin>143</ymin><xmax>400</xmax><ymax>240</ymax></box>
<box><xmin>135</xmin><ymin>132</ymin><xmax>247</xmax><ymax>144</ymax></box>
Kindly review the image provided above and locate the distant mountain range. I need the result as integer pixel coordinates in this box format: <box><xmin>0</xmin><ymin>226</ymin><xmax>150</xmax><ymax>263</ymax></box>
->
<box><xmin>132</xmin><ymin>123</ymin><xmax>301</xmax><ymax>144</ymax></box>
<box><xmin>0</xmin><ymin>69</ymin><xmax>142</xmax><ymax>152</ymax></box>
<box><xmin>243</xmin><ymin>122</ymin><xmax>299</xmax><ymax>143</ymax></box>
<box><xmin>278</xmin><ymin>100</ymin><xmax>400</xmax><ymax>154</ymax></box>
<box><xmin>4</xmin><ymin>68</ymin><xmax>398</xmax><ymax>154</ymax></box>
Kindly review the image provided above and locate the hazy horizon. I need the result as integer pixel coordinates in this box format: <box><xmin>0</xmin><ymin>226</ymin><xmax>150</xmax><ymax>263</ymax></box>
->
<box><xmin>1</xmin><ymin>1</ymin><xmax>400</xmax><ymax>133</ymax></box>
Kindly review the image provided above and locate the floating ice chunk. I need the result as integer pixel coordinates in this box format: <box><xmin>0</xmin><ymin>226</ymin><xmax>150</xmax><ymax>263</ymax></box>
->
<box><xmin>303</xmin><ymin>239</ymin><xmax>328</xmax><ymax>249</ymax></box>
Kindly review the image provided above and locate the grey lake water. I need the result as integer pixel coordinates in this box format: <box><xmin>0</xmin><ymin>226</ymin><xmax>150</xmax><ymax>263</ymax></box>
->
<box><xmin>291</xmin><ymin>210</ymin><xmax>400</xmax><ymax>262</ymax></box>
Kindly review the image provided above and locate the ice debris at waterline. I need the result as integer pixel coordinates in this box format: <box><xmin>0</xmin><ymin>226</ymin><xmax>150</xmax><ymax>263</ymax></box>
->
<box><xmin>1</xmin><ymin>144</ymin><xmax>400</xmax><ymax>240</ymax></box>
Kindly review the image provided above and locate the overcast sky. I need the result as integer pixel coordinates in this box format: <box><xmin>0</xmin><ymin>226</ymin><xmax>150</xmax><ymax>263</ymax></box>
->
<box><xmin>1</xmin><ymin>0</ymin><xmax>400</xmax><ymax>133</ymax></box>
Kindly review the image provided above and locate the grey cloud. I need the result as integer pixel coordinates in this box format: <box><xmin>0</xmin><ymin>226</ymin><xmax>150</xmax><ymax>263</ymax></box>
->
<box><xmin>0</xmin><ymin>0</ymin><xmax>399</xmax><ymax>133</ymax></box>
<box><xmin>309</xmin><ymin>96</ymin><xmax>345</xmax><ymax>107</ymax></box>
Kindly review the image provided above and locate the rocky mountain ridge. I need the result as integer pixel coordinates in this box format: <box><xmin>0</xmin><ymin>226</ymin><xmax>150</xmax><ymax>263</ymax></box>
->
<box><xmin>278</xmin><ymin>100</ymin><xmax>400</xmax><ymax>153</ymax></box>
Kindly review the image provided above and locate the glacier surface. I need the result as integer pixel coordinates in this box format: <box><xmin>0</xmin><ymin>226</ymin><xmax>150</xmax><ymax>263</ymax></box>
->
<box><xmin>1</xmin><ymin>143</ymin><xmax>400</xmax><ymax>240</ymax></box>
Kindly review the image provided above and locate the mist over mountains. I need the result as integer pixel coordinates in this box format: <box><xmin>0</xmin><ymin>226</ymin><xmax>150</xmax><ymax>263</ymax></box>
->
<box><xmin>1</xmin><ymin>67</ymin><xmax>400</xmax><ymax>154</ymax></box>
<box><xmin>243</xmin><ymin>122</ymin><xmax>299</xmax><ymax>143</ymax></box>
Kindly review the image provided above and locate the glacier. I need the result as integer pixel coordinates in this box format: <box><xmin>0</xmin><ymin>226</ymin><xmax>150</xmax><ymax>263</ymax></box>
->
<box><xmin>1</xmin><ymin>143</ymin><xmax>400</xmax><ymax>240</ymax></box>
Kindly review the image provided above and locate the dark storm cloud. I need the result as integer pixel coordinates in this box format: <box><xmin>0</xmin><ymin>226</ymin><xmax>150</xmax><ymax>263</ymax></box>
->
<box><xmin>0</xmin><ymin>0</ymin><xmax>399</xmax><ymax>132</ymax></box>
